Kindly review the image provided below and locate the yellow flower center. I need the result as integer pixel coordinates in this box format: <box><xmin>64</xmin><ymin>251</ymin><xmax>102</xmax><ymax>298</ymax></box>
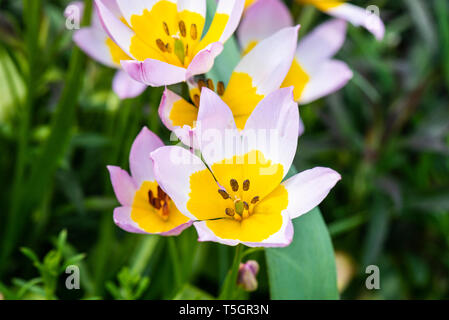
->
<box><xmin>131</xmin><ymin>181</ymin><xmax>190</xmax><ymax>233</ymax></box>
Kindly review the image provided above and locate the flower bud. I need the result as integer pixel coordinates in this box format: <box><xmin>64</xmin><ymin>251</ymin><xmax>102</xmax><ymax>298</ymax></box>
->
<box><xmin>237</xmin><ymin>260</ymin><xmax>260</xmax><ymax>292</ymax></box>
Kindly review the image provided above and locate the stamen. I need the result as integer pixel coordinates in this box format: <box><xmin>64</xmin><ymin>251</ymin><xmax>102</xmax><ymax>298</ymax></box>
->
<box><xmin>243</xmin><ymin>201</ymin><xmax>249</xmax><ymax>210</ymax></box>
<box><xmin>243</xmin><ymin>179</ymin><xmax>250</xmax><ymax>191</ymax></box>
<box><xmin>207</xmin><ymin>79</ymin><xmax>215</xmax><ymax>91</ymax></box>
<box><xmin>148</xmin><ymin>190</ymin><xmax>154</xmax><ymax>203</ymax></box>
<box><xmin>162</xmin><ymin>203</ymin><xmax>169</xmax><ymax>218</ymax></box>
<box><xmin>190</xmin><ymin>24</ymin><xmax>198</xmax><ymax>40</ymax></box>
<box><xmin>225</xmin><ymin>208</ymin><xmax>235</xmax><ymax>217</ymax></box>
<box><xmin>251</xmin><ymin>196</ymin><xmax>259</xmax><ymax>204</ymax></box>
<box><xmin>198</xmin><ymin>79</ymin><xmax>206</xmax><ymax>91</ymax></box>
<box><xmin>185</xmin><ymin>44</ymin><xmax>189</xmax><ymax>57</ymax></box>
<box><xmin>153</xmin><ymin>198</ymin><xmax>162</xmax><ymax>210</ymax></box>
<box><xmin>230</xmin><ymin>179</ymin><xmax>239</xmax><ymax>192</ymax></box>
<box><xmin>156</xmin><ymin>39</ymin><xmax>166</xmax><ymax>52</ymax></box>
<box><xmin>193</xmin><ymin>94</ymin><xmax>200</xmax><ymax>107</ymax></box>
<box><xmin>165</xmin><ymin>43</ymin><xmax>172</xmax><ymax>53</ymax></box>
<box><xmin>235</xmin><ymin>200</ymin><xmax>244</xmax><ymax>215</ymax></box>
<box><xmin>179</xmin><ymin>20</ymin><xmax>187</xmax><ymax>37</ymax></box>
<box><xmin>217</xmin><ymin>81</ymin><xmax>225</xmax><ymax>96</ymax></box>
<box><xmin>218</xmin><ymin>189</ymin><xmax>230</xmax><ymax>200</ymax></box>
<box><xmin>163</xmin><ymin>22</ymin><xmax>170</xmax><ymax>36</ymax></box>
<box><xmin>158</xmin><ymin>186</ymin><xmax>167</xmax><ymax>200</ymax></box>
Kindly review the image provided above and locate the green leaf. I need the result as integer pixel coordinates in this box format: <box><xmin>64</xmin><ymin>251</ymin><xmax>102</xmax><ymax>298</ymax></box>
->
<box><xmin>174</xmin><ymin>284</ymin><xmax>215</xmax><ymax>300</ymax></box>
<box><xmin>265</xmin><ymin>207</ymin><xmax>339</xmax><ymax>299</ymax></box>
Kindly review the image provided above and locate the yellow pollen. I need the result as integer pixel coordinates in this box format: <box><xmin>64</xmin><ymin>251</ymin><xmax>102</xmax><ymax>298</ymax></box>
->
<box><xmin>179</xmin><ymin>20</ymin><xmax>187</xmax><ymax>37</ymax></box>
<box><xmin>251</xmin><ymin>196</ymin><xmax>259</xmax><ymax>204</ymax></box>
<box><xmin>156</xmin><ymin>39</ymin><xmax>166</xmax><ymax>52</ymax></box>
<box><xmin>163</xmin><ymin>21</ymin><xmax>170</xmax><ymax>36</ymax></box>
<box><xmin>190</xmin><ymin>24</ymin><xmax>198</xmax><ymax>40</ymax></box>
<box><xmin>218</xmin><ymin>189</ymin><xmax>230</xmax><ymax>200</ymax></box>
<box><xmin>243</xmin><ymin>179</ymin><xmax>250</xmax><ymax>191</ymax></box>
<box><xmin>225</xmin><ymin>208</ymin><xmax>235</xmax><ymax>216</ymax></box>
<box><xmin>217</xmin><ymin>81</ymin><xmax>225</xmax><ymax>96</ymax></box>
<box><xmin>230</xmin><ymin>179</ymin><xmax>239</xmax><ymax>192</ymax></box>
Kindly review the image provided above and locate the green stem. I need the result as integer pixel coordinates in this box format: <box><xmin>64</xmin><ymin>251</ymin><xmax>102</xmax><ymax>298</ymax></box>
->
<box><xmin>218</xmin><ymin>244</ymin><xmax>243</xmax><ymax>300</ymax></box>
<box><xmin>167</xmin><ymin>237</ymin><xmax>182</xmax><ymax>290</ymax></box>
<box><xmin>130</xmin><ymin>236</ymin><xmax>160</xmax><ymax>275</ymax></box>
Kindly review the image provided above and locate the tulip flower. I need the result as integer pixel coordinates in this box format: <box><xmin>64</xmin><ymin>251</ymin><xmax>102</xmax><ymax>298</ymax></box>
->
<box><xmin>297</xmin><ymin>0</ymin><xmax>385</xmax><ymax>40</ymax></box>
<box><xmin>65</xmin><ymin>1</ymin><xmax>146</xmax><ymax>99</ymax></box>
<box><xmin>94</xmin><ymin>0</ymin><xmax>245</xmax><ymax>87</ymax></box>
<box><xmin>239</xmin><ymin>0</ymin><xmax>353</xmax><ymax>104</ymax></box>
<box><xmin>159</xmin><ymin>25</ymin><xmax>301</xmax><ymax>146</ymax></box>
<box><xmin>107</xmin><ymin>127</ymin><xmax>192</xmax><ymax>235</ymax></box>
<box><xmin>151</xmin><ymin>87</ymin><xmax>341</xmax><ymax>247</ymax></box>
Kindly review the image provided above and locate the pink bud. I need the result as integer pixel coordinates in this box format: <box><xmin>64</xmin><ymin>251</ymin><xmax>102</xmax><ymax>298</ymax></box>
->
<box><xmin>237</xmin><ymin>260</ymin><xmax>260</xmax><ymax>292</ymax></box>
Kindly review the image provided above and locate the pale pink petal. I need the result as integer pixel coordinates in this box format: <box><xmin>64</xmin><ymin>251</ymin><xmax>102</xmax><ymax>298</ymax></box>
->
<box><xmin>195</xmin><ymin>88</ymin><xmax>239</xmax><ymax>165</ymax></box>
<box><xmin>282</xmin><ymin>167</ymin><xmax>341</xmax><ymax>219</ymax></box>
<box><xmin>233</xmin><ymin>26</ymin><xmax>299</xmax><ymax>95</ymax></box>
<box><xmin>237</xmin><ymin>0</ymin><xmax>293</xmax><ymax>50</ymax></box>
<box><xmin>243</xmin><ymin>87</ymin><xmax>299</xmax><ymax>179</ymax></box>
<box><xmin>299</xmin><ymin>60</ymin><xmax>353</xmax><ymax>105</ymax></box>
<box><xmin>326</xmin><ymin>3</ymin><xmax>385</xmax><ymax>40</ymax></box>
<box><xmin>296</xmin><ymin>19</ymin><xmax>347</xmax><ymax>70</ymax></box>
<box><xmin>121</xmin><ymin>59</ymin><xmax>187</xmax><ymax>87</ymax></box>
<box><xmin>95</xmin><ymin>0</ymin><xmax>136</xmax><ymax>58</ymax></box>
<box><xmin>214</xmin><ymin>0</ymin><xmax>245</xmax><ymax>43</ymax></box>
<box><xmin>159</xmin><ymin>221</ymin><xmax>194</xmax><ymax>236</ymax></box>
<box><xmin>158</xmin><ymin>88</ymin><xmax>185</xmax><ymax>131</ymax></box>
<box><xmin>113</xmin><ymin>206</ymin><xmax>148</xmax><ymax>234</ymax></box>
<box><xmin>150</xmin><ymin>146</ymin><xmax>209</xmax><ymax>221</ymax></box>
<box><xmin>129</xmin><ymin>126</ymin><xmax>164</xmax><ymax>187</ymax></box>
<box><xmin>107</xmin><ymin>165</ymin><xmax>137</xmax><ymax>206</ymax></box>
<box><xmin>73</xmin><ymin>27</ymin><xmax>117</xmax><ymax>68</ymax></box>
<box><xmin>112</xmin><ymin>69</ymin><xmax>147</xmax><ymax>99</ymax></box>
<box><xmin>186</xmin><ymin>42</ymin><xmax>224</xmax><ymax>80</ymax></box>
<box><xmin>177</xmin><ymin>0</ymin><xmax>206</xmax><ymax>18</ymax></box>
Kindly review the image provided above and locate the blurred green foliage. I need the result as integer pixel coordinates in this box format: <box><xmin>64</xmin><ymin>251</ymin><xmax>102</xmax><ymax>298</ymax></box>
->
<box><xmin>0</xmin><ymin>0</ymin><xmax>448</xmax><ymax>300</ymax></box>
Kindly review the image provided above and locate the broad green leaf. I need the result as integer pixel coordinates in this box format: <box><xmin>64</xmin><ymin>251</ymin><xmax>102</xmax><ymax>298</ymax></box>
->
<box><xmin>265</xmin><ymin>207</ymin><xmax>339</xmax><ymax>300</ymax></box>
<box><xmin>174</xmin><ymin>284</ymin><xmax>215</xmax><ymax>300</ymax></box>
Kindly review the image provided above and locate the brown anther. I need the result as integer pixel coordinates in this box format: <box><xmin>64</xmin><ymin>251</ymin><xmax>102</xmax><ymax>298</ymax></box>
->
<box><xmin>206</xmin><ymin>79</ymin><xmax>215</xmax><ymax>91</ymax></box>
<box><xmin>156</xmin><ymin>39</ymin><xmax>166</xmax><ymax>52</ymax></box>
<box><xmin>193</xmin><ymin>94</ymin><xmax>200</xmax><ymax>107</ymax></box>
<box><xmin>185</xmin><ymin>44</ymin><xmax>189</xmax><ymax>57</ymax></box>
<box><xmin>163</xmin><ymin>22</ymin><xmax>170</xmax><ymax>36</ymax></box>
<box><xmin>165</xmin><ymin>43</ymin><xmax>172</xmax><ymax>53</ymax></box>
<box><xmin>179</xmin><ymin>20</ymin><xmax>187</xmax><ymax>37</ymax></box>
<box><xmin>158</xmin><ymin>186</ymin><xmax>167</xmax><ymax>200</ymax></box>
<box><xmin>148</xmin><ymin>190</ymin><xmax>154</xmax><ymax>203</ymax></box>
<box><xmin>243</xmin><ymin>179</ymin><xmax>250</xmax><ymax>191</ymax></box>
<box><xmin>251</xmin><ymin>196</ymin><xmax>260</xmax><ymax>204</ymax></box>
<box><xmin>190</xmin><ymin>24</ymin><xmax>198</xmax><ymax>40</ymax></box>
<box><xmin>153</xmin><ymin>198</ymin><xmax>162</xmax><ymax>210</ymax></box>
<box><xmin>197</xmin><ymin>79</ymin><xmax>207</xmax><ymax>91</ymax></box>
<box><xmin>162</xmin><ymin>203</ymin><xmax>169</xmax><ymax>217</ymax></box>
<box><xmin>230</xmin><ymin>179</ymin><xmax>239</xmax><ymax>192</ymax></box>
<box><xmin>225</xmin><ymin>208</ymin><xmax>235</xmax><ymax>217</ymax></box>
<box><xmin>243</xmin><ymin>201</ymin><xmax>249</xmax><ymax>210</ymax></box>
<box><xmin>218</xmin><ymin>189</ymin><xmax>230</xmax><ymax>200</ymax></box>
<box><xmin>217</xmin><ymin>81</ymin><xmax>225</xmax><ymax>96</ymax></box>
